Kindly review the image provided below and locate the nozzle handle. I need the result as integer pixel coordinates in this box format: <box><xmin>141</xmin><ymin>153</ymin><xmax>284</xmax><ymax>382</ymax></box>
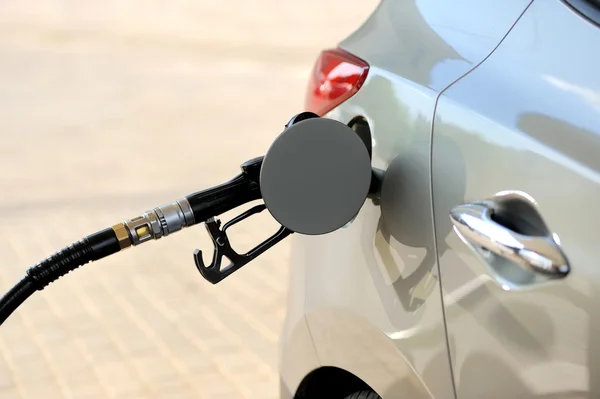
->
<box><xmin>185</xmin><ymin>157</ymin><xmax>263</xmax><ymax>224</ymax></box>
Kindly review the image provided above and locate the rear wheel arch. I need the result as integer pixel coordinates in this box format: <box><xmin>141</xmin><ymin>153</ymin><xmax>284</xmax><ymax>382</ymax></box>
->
<box><xmin>294</xmin><ymin>366</ymin><xmax>378</xmax><ymax>399</ymax></box>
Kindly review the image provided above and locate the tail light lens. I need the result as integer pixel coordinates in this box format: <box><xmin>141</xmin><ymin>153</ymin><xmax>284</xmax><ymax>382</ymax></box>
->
<box><xmin>304</xmin><ymin>48</ymin><xmax>369</xmax><ymax>116</ymax></box>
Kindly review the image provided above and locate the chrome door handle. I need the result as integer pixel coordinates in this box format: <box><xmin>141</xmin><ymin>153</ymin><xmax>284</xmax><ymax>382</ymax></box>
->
<box><xmin>450</xmin><ymin>203</ymin><xmax>569</xmax><ymax>278</ymax></box>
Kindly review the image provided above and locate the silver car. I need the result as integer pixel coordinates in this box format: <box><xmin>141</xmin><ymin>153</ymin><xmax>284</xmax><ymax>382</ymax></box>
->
<box><xmin>279</xmin><ymin>0</ymin><xmax>600</xmax><ymax>398</ymax></box>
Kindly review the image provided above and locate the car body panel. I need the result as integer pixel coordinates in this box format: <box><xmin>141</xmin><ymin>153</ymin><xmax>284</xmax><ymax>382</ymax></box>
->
<box><xmin>280</xmin><ymin>0</ymin><xmax>532</xmax><ymax>397</ymax></box>
<box><xmin>432</xmin><ymin>0</ymin><xmax>600</xmax><ymax>397</ymax></box>
<box><xmin>306</xmin><ymin>308</ymin><xmax>434</xmax><ymax>398</ymax></box>
<box><xmin>339</xmin><ymin>0</ymin><xmax>533</xmax><ymax>92</ymax></box>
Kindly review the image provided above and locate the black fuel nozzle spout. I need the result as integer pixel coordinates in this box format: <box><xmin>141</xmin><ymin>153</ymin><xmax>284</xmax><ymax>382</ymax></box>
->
<box><xmin>185</xmin><ymin>156</ymin><xmax>264</xmax><ymax>224</ymax></box>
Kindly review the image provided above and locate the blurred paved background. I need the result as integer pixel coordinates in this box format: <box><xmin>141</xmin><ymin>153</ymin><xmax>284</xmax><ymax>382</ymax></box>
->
<box><xmin>0</xmin><ymin>1</ymin><xmax>378</xmax><ymax>398</ymax></box>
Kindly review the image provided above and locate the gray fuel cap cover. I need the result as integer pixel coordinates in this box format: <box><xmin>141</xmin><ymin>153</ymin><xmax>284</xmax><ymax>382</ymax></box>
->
<box><xmin>260</xmin><ymin>117</ymin><xmax>372</xmax><ymax>235</ymax></box>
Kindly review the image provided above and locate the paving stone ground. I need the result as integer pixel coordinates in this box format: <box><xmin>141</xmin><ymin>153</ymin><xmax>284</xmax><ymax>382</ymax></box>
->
<box><xmin>0</xmin><ymin>1</ymin><xmax>378</xmax><ymax>398</ymax></box>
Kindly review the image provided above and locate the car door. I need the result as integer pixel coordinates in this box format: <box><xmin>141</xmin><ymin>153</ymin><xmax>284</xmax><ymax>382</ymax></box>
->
<box><xmin>432</xmin><ymin>0</ymin><xmax>600</xmax><ymax>397</ymax></box>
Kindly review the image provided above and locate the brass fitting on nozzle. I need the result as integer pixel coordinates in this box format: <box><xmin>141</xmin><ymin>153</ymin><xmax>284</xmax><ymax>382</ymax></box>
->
<box><xmin>111</xmin><ymin>223</ymin><xmax>131</xmax><ymax>250</ymax></box>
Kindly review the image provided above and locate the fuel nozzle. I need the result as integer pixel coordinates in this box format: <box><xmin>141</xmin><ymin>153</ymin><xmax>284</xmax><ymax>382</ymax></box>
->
<box><xmin>0</xmin><ymin>113</ymin><xmax>372</xmax><ymax>327</ymax></box>
<box><xmin>192</xmin><ymin>112</ymin><xmax>373</xmax><ymax>283</ymax></box>
<box><xmin>120</xmin><ymin>112</ymin><xmax>373</xmax><ymax>284</ymax></box>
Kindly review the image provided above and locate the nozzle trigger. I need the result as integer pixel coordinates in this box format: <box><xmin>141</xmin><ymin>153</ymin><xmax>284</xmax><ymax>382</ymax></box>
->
<box><xmin>194</xmin><ymin>204</ymin><xmax>292</xmax><ymax>284</ymax></box>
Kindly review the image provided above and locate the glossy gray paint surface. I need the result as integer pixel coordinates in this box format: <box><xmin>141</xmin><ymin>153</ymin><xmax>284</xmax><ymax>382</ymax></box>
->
<box><xmin>279</xmin><ymin>0</ymin><xmax>533</xmax><ymax>397</ymax></box>
<box><xmin>433</xmin><ymin>0</ymin><xmax>600</xmax><ymax>397</ymax></box>
<box><xmin>341</xmin><ymin>0</ymin><xmax>533</xmax><ymax>91</ymax></box>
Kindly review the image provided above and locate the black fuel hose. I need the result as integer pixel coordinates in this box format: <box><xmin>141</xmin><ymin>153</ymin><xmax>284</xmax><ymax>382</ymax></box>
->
<box><xmin>0</xmin><ymin>158</ymin><xmax>264</xmax><ymax>326</ymax></box>
<box><xmin>0</xmin><ymin>228</ymin><xmax>121</xmax><ymax>325</ymax></box>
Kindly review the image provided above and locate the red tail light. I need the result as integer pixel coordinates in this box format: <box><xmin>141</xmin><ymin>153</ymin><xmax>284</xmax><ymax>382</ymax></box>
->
<box><xmin>304</xmin><ymin>48</ymin><xmax>369</xmax><ymax>116</ymax></box>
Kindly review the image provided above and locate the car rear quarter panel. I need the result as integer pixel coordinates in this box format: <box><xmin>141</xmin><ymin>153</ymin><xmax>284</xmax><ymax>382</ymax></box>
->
<box><xmin>280</xmin><ymin>0</ymin><xmax>532</xmax><ymax>398</ymax></box>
